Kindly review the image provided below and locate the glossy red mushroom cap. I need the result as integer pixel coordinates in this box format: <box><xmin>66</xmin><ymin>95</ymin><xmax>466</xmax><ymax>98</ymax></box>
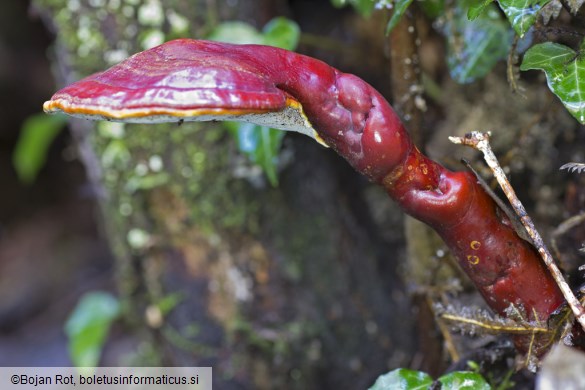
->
<box><xmin>43</xmin><ymin>39</ymin><xmax>320</xmax><ymax>141</ymax></box>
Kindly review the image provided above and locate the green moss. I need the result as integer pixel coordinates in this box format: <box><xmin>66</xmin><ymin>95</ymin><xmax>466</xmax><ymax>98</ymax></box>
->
<box><xmin>34</xmin><ymin>1</ymin><xmax>262</xmax><ymax>330</ymax></box>
<box><xmin>35</xmin><ymin>1</ymin><xmax>337</xmax><ymax>383</ymax></box>
<box><xmin>271</xmin><ymin>209</ymin><xmax>338</xmax><ymax>284</ymax></box>
<box><xmin>35</xmin><ymin>0</ymin><xmax>199</xmax><ymax>76</ymax></box>
<box><xmin>93</xmin><ymin>120</ymin><xmax>260</xmax><ymax>242</ymax></box>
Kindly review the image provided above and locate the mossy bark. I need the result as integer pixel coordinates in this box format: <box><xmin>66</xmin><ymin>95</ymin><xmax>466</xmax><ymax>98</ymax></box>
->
<box><xmin>34</xmin><ymin>1</ymin><xmax>414</xmax><ymax>388</ymax></box>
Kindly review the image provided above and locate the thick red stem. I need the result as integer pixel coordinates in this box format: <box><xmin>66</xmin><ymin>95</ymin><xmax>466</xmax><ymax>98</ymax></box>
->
<box><xmin>45</xmin><ymin>40</ymin><xmax>566</xmax><ymax>354</ymax></box>
<box><xmin>217</xmin><ymin>42</ymin><xmax>565</xmax><ymax>353</ymax></box>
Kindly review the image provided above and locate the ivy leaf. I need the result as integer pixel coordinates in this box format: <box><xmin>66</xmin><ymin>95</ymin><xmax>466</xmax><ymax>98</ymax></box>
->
<box><xmin>385</xmin><ymin>0</ymin><xmax>415</xmax><ymax>35</ymax></box>
<box><xmin>497</xmin><ymin>0</ymin><xmax>550</xmax><ymax>37</ymax></box>
<box><xmin>520</xmin><ymin>42</ymin><xmax>574</xmax><ymax>68</ymax></box>
<box><xmin>262</xmin><ymin>17</ymin><xmax>300</xmax><ymax>51</ymax></box>
<box><xmin>207</xmin><ymin>21</ymin><xmax>264</xmax><ymax>45</ymax></box>
<box><xmin>520</xmin><ymin>42</ymin><xmax>585</xmax><ymax>123</ymax></box>
<box><xmin>369</xmin><ymin>368</ymin><xmax>434</xmax><ymax>390</ymax></box>
<box><xmin>65</xmin><ymin>292</ymin><xmax>120</xmax><ymax>368</ymax></box>
<box><xmin>467</xmin><ymin>0</ymin><xmax>494</xmax><ymax>20</ymax></box>
<box><xmin>445</xmin><ymin>2</ymin><xmax>513</xmax><ymax>83</ymax></box>
<box><xmin>12</xmin><ymin>113</ymin><xmax>67</xmax><ymax>184</ymax></box>
<box><xmin>209</xmin><ymin>18</ymin><xmax>300</xmax><ymax>50</ymax></box>
<box><xmin>438</xmin><ymin>371</ymin><xmax>491</xmax><ymax>390</ymax></box>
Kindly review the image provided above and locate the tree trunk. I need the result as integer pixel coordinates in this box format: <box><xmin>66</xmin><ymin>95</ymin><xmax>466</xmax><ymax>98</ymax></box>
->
<box><xmin>34</xmin><ymin>1</ymin><xmax>415</xmax><ymax>388</ymax></box>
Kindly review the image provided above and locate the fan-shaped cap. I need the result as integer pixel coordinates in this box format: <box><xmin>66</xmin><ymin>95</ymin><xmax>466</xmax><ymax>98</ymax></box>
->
<box><xmin>44</xmin><ymin>39</ymin><xmax>323</xmax><ymax>143</ymax></box>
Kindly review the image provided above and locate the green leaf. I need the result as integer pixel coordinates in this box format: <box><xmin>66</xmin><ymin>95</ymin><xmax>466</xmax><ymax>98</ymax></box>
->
<box><xmin>438</xmin><ymin>371</ymin><xmax>491</xmax><ymax>390</ymax></box>
<box><xmin>520</xmin><ymin>42</ymin><xmax>575</xmax><ymax>69</ymax></box>
<box><xmin>208</xmin><ymin>18</ymin><xmax>300</xmax><ymax>186</ymax></box>
<box><xmin>467</xmin><ymin>0</ymin><xmax>494</xmax><ymax>19</ymax></box>
<box><xmin>207</xmin><ymin>21</ymin><xmax>264</xmax><ymax>45</ymax></box>
<box><xmin>497</xmin><ymin>0</ymin><xmax>550</xmax><ymax>37</ymax></box>
<box><xmin>65</xmin><ymin>292</ymin><xmax>120</xmax><ymax>367</ymax></box>
<box><xmin>227</xmin><ymin>122</ymin><xmax>285</xmax><ymax>187</ymax></box>
<box><xmin>445</xmin><ymin>1</ymin><xmax>512</xmax><ymax>83</ymax></box>
<box><xmin>385</xmin><ymin>0</ymin><xmax>415</xmax><ymax>35</ymax></box>
<box><xmin>521</xmin><ymin>42</ymin><xmax>585</xmax><ymax>123</ymax></box>
<box><xmin>369</xmin><ymin>368</ymin><xmax>434</xmax><ymax>390</ymax></box>
<box><xmin>210</xmin><ymin>17</ymin><xmax>300</xmax><ymax>50</ymax></box>
<box><xmin>156</xmin><ymin>292</ymin><xmax>184</xmax><ymax>316</ymax></box>
<box><xmin>420</xmin><ymin>0</ymin><xmax>446</xmax><ymax>18</ymax></box>
<box><xmin>262</xmin><ymin>17</ymin><xmax>300</xmax><ymax>50</ymax></box>
<box><xmin>101</xmin><ymin>139</ymin><xmax>131</xmax><ymax>169</ymax></box>
<box><xmin>12</xmin><ymin>113</ymin><xmax>67</xmax><ymax>184</ymax></box>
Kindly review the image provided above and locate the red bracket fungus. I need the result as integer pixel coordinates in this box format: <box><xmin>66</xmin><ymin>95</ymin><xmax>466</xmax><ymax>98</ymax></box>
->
<box><xmin>44</xmin><ymin>39</ymin><xmax>571</xmax><ymax>357</ymax></box>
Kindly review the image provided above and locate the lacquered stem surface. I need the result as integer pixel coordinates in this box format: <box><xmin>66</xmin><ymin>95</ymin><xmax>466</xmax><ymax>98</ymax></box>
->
<box><xmin>44</xmin><ymin>39</ymin><xmax>566</xmax><ymax>354</ymax></box>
